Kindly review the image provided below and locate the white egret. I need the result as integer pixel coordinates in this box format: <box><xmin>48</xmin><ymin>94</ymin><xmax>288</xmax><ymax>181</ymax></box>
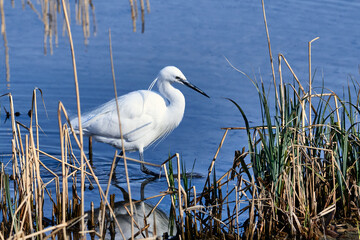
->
<box><xmin>71</xmin><ymin>66</ymin><xmax>209</xmax><ymax>176</ymax></box>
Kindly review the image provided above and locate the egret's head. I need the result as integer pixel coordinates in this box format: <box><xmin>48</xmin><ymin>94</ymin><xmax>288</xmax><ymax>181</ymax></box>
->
<box><xmin>158</xmin><ymin>66</ymin><xmax>210</xmax><ymax>98</ymax></box>
<box><xmin>158</xmin><ymin>66</ymin><xmax>187</xmax><ymax>83</ymax></box>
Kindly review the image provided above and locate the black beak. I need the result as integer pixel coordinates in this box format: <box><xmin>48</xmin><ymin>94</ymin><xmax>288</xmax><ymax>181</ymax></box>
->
<box><xmin>181</xmin><ymin>79</ymin><xmax>210</xmax><ymax>98</ymax></box>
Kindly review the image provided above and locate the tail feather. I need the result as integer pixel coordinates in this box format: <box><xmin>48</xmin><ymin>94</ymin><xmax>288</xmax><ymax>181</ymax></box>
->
<box><xmin>70</xmin><ymin>117</ymin><xmax>80</xmax><ymax>134</ymax></box>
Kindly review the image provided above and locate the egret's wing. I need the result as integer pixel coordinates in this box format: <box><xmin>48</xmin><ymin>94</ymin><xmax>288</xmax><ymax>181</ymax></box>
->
<box><xmin>80</xmin><ymin>90</ymin><xmax>166</xmax><ymax>143</ymax></box>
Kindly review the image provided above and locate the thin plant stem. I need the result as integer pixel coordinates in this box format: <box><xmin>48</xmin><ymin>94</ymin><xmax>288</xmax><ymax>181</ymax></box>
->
<box><xmin>60</xmin><ymin>0</ymin><xmax>86</xmax><ymax>235</ymax></box>
<box><xmin>261</xmin><ymin>0</ymin><xmax>279</xmax><ymax>110</ymax></box>
<box><xmin>109</xmin><ymin>28</ymin><xmax>133</xmax><ymax>240</ymax></box>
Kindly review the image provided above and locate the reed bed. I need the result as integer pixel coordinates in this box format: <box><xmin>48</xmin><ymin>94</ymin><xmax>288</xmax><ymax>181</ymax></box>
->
<box><xmin>220</xmin><ymin>2</ymin><xmax>360</xmax><ymax>238</ymax></box>
<box><xmin>162</xmin><ymin>42</ymin><xmax>360</xmax><ymax>239</ymax></box>
<box><xmin>224</xmin><ymin>55</ymin><xmax>360</xmax><ymax>239</ymax></box>
<box><xmin>0</xmin><ymin>91</ymin><xmax>178</xmax><ymax>239</ymax></box>
<box><xmin>155</xmin><ymin>2</ymin><xmax>360</xmax><ymax>239</ymax></box>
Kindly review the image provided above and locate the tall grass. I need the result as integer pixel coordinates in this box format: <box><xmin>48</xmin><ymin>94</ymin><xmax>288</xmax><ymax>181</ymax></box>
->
<box><xmin>224</xmin><ymin>6</ymin><xmax>360</xmax><ymax>237</ymax></box>
<box><xmin>228</xmin><ymin>56</ymin><xmax>360</xmax><ymax>239</ymax></box>
<box><xmin>0</xmin><ymin>90</ymin><xmax>178</xmax><ymax>239</ymax></box>
<box><xmin>154</xmin><ymin>2</ymin><xmax>360</xmax><ymax>239</ymax></box>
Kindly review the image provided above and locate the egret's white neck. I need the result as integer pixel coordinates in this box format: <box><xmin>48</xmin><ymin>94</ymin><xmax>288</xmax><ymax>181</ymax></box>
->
<box><xmin>158</xmin><ymin>80</ymin><xmax>185</xmax><ymax>107</ymax></box>
<box><xmin>157</xmin><ymin>80</ymin><xmax>186</xmax><ymax>123</ymax></box>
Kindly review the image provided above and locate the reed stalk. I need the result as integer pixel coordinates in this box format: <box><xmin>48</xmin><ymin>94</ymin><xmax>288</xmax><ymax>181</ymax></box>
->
<box><xmin>109</xmin><ymin>28</ymin><xmax>135</xmax><ymax>240</ymax></box>
<box><xmin>60</xmin><ymin>0</ymin><xmax>86</xmax><ymax>235</ymax></box>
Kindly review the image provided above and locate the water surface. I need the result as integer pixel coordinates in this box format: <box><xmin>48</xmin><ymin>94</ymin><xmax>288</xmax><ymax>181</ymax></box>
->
<box><xmin>0</xmin><ymin>0</ymin><xmax>359</xmax><ymax>225</ymax></box>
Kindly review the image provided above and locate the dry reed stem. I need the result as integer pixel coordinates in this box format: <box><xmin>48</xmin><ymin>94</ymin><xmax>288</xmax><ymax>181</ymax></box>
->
<box><xmin>317</xmin><ymin>204</ymin><xmax>336</xmax><ymax>219</ymax></box>
<box><xmin>121</xmin><ymin>206</ymin><xmax>145</xmax><ymax>238</ymax></box>
<box><xmin>261</xmin><ymin>0</ymin><xmax>278</xmax><ymax>111</ymax></box>
<box><xmin>278</xmin><ymin>53</ymin><xmax>285</xmax><ymax>124</ymax></box>
<box><xmin>202</xmin><ymin>128</ymin><xmax>229</xmax><ymax>195</ymax></box>
<box><xmin>31</xmin><ymin>89</ymin><xmax>40</xmax><ymax>160</ymax></box>
<box><xmin>15</xmin><ymin>124</ymin><xmax>25</xmax><ymax>167</ymax></box>
<box><xmin>99</xmin><ymin>151</ymin><xmax>118</xmax><ymax>235</ymax></box>
<box><xmin>334</xmin><ymin>94</ymin><xmax>342</xmax><ymax>129</ymax></box>
<box><xmin>160</xmin><ymin>153</ymin><xmax>178</xmax><ymax>167</ymax></box>
<box><xmin>163</xmin><ymin>163</ymin><xmax>178</xmax><ymax>225</ymax></box>
<box><xmin>60</xmin><ymin>0</ymin><xmax>86</xmax><ymax>234</ymax></box>
<box><xmin>10</xmin><ymin>194</ymin><xmax>29</xmax><ymax>235</ymax></box>
<box><xmin>28</xmin><ymin>89</ymin><xmax>45</xmax><ymax>238</ymax></box>
<box><xmin>22</xmin><ymin>215</ymin><xmax>85</xmax><ymax>239</ymax></box>
<box><xmin>249</xmin><ymin>177</ymin><xmax>256</xmax><ymax>239</ymax></box>
<box><xmin>58</xmin><ymin>102</ymin><xmax>124</xmax><ymax>236</ymax></box>
<box><xmin>146</xmin><ymin>195</ymin><xmax>166</xmax><ymax>219</ymax></box>
<box><xmin>25</xmin><ymin>146</ymin><xmax>34</xmax><ymax>236</ymax></box>
<box><xmin>221</xmin><ymin>126</ymin><xmax>276</xmax><ymax>130</ymax></box>
<box><xmin>31</xmin><ymin>135</ymin><xmax>43</xmax><ymax>238</ymax></box>
<box><xmin>109</xmin><ymin>28</ymin><xmax>134</xmax><ymax>240</ymax></box>
<box><xmin>331</xmin><ymin>151</ymin><xmax>336</xmax><ymax>209</ymax></box>
<box><xmin>9</xmin><ymin>94</ymin><xmax>19</xmax><ymax>176</ymax></box>
<box><xmin>308</xmin><ymin>36</ymin><xmax>320</xmax><ymax>141</ymax></box>
<box><xmin>36</xmin><ymin>149</ymin><xmax>91</xmax><ymax>175</ymax></box>
<box><xmin>58</xmin><ymin>102</ymin><xmax>126</xmax><ymax>239</ymax></box>
<box><xmin>122</xmin><ymin>193</ymin><xmax>170</xmax><ymax>226</ymax></box>
<box><xmin>117</xmin><ymin>155</ymin><xmax>162</xmax><ymax>168</ymax></box>
<box><xmin>176</xmin><ymin>153</ymin><xmax>185</xmax><ymax>239</ymax></box>
<box><xmin>307</xmin><ymin>36</ymin><xmax>317</xmax><ymax>213</ymax></box>
<box><xmin>301</xmin><ymin>97</ymin><xmax>306</xmax><ymax>144</ymax></box>
<box><xmin>192</xmin><ymin>186</ymin><xmax>198</xmax><ymax>233</ymax></box>
<box><xmin>57</xmin><ymin>104</ymin><xmax>67</xmax><ymax>237</ymax></box>
<box><xmin>283</xmin><ymin>172</ymin><xmax>296</xmax><ymax>235</ymax></box>
<box><xmin>278</xmin><ymin>53</ymin><xmax>305</xmax><ymax>94</ymax></box>
<box><xmin>15</xmin><ymin>195</ymin><xmax>31</xmax><ymax>233</ymax></box>
<box><xmin>235</xmin><ymin>185</ymin><xmax>239</xmax><ymax>240</ymax></box>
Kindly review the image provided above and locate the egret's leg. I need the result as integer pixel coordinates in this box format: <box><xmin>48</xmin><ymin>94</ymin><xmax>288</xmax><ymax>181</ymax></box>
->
<box><xmin>88</xmin><ymin>136</ymin><xmax>93</xmax><ymax>165</ymax></box>
<box><xmin>139</xmin><ymin>150</ymin><xmax>158</xmax><ymax>176</ymax></box>
<box><xmin>114</xmin><ymin>151</ymin><xmax>123</xmax><ymax>170</ymax></box>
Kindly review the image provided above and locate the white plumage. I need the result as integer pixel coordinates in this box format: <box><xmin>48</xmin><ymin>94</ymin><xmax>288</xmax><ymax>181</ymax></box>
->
<box><xmin>71</xmin><ymin>66</ymin><xmax>209</xmax><ymax>175</ymax></box>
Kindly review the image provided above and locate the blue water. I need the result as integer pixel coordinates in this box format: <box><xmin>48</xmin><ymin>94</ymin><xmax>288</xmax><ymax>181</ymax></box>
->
<box><xmin>0</xmin><ymin>0</ymin><xmax>359</xmax><ymax>231</ymax></box>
